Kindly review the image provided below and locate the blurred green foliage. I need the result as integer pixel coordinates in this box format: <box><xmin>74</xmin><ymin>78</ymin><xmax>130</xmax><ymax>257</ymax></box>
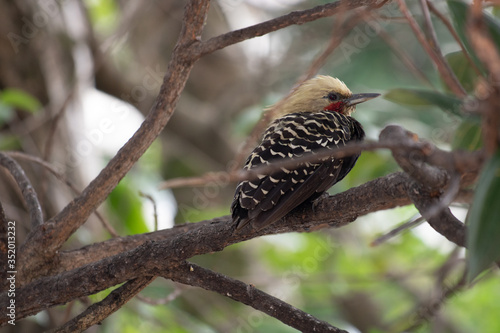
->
<box><xmin>85</xmin><ymin>0</ymin><xmax>119</xmax><ymax>34</ymax></box>
<box><xmin>0</xmin><ymin>89</ymin><xmax>40</xmax><ymax>150</ymax></box>
<box><xmin>108</xmin><ymin>177</ymin><xmax>150</xmax><ymax>235</ymax></box>
<box><xmin>0</xmin><ymin>88</ymin><xmax>41</xmax><ymax>115</ymax></box>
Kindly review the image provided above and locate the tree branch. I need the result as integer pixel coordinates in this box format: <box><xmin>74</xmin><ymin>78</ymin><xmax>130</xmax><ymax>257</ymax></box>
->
<box><xmin>17</xmin><ymin>0</ymin><xmax>211</xmax><ymax>283</ymax></box>
<box><xmin>196</xmin><ymin>0</ymin><xmax>380</xmax><ymax>58</ymax></box>
<box><xmin>426</xmin><ymin>0</ymin><xmax>483</xmax><ymax>78</ymax></box>
<box><xmin>16</xmin><ymin>0</ymin><xmax>394</xmax><ymax>287</ymax></box>
<box><xmin>409</xmin><ymin>181</ymin><xmax>466</xmax><ymax>247</ymax></box>
<box><xmin>1</xmin><ymin>171</ymin><xmax>414</xmax><ymax>323</ymax></box>
<box><xmin>396</xmin><ymin>0</ymin><xmax>467</xmax><ymax>97</ymax></box>
<box><xmin>167</xmin><ymin>262</ymin><xmax>348</xmax><ymax>333</ymax></box>
<box><xmin>50</xmin><ymin>276</ymin><xmax>155</xmax><ymax>333</ymax></box>
<box><xmin>379</xmin><ymin>125</ymin><xmax>467</xmax><ymax>246</ymax></box>
<box><xmin>0</xmin><ymin>152</ymin><xmax>43</xmax><ymax>228</ymax></box>
<box><xmin>379</xmin><ymin>125</ymin><xmax>449</xmax><ymax>190</ymax></box>
<box><xmin>18</xmin><ymin>124</ymin><xmax>479</xmax><ymax>282</ymax></box>
<box><xmin>1</xmin><ymin>156</ymin><xmax>476</xmax><ymax>324</ymax></box>
<box><xmin>2</xmin><ymin>162</ymin><xmax>473</xmax><ymax>325</ymax></box>
<box><xmin>1</xmin><ymin>0</ymin><xmax>490</xmax><ymax>330</ymax></box>
<box><xmin>6</xmin><ymin>151</ymin><xmax>120</xmax><ymax>237</ymax></box>
<box><xmin>467</xmin><ymin>1</ymin><xmax>500</xmax><ymax>155</ymax></box>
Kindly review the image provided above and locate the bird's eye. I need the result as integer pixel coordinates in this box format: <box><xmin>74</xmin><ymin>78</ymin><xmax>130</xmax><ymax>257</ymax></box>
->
<box><xmin>327</xmin><ymin>92</ymin><xmax>339</xmax><ymax>101</ymax></box>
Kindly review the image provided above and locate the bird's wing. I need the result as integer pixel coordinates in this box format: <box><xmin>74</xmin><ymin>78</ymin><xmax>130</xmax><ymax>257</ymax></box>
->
<box><xmin>232</xmin><ymin>112</ymin><xmax>363</xmax><ymax>231</ymax></box>
<box><xmin>247</xmin><ymin>158</ymin><xmax>344</xmax><ymax>231</ymax></box>
<box><xmin>334</xmin><ymin>117</ymin><xmax>365</xmax><ymax>184</ymax></box>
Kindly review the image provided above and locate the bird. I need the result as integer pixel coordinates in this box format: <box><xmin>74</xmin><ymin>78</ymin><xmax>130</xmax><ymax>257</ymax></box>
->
<box><xmin>230</xmin><ymin>75</ymin><xmax>379</xmax><ymax>232</ymax></box>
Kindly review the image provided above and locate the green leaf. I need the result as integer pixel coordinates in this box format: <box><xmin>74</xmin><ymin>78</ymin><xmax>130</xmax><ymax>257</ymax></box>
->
<box><xmin>467</xmin><ymin>149</ymin><xmax>500</xmax><ymax>281</ymax></box>
<box><xmin>452</xmin><ymin>119</ymin><xmax>483</xmax><ymax>150</ymax></box>
<box><xmin>445</xmin><ymin>51</ymin><xmax>478</xmax><ymax>93</ymax></box>
<box><xmin>0</xmin><ymin>89</ymin><xmax>41</xmax><ymax>113</ymax></box>
<box><xmin>384</xmin><ymin>88</ymin><xmax>464</xmax><ymax>117</ymax></box>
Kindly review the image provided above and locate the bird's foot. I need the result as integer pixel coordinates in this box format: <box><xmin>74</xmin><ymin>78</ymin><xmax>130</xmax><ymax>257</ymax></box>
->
<box><xmin>311</xmin><ymin>192</ymin><xmax>330</xmax><ymax>213</ymax></box>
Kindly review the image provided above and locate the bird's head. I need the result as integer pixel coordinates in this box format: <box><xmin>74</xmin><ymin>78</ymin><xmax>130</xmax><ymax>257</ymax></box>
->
<box><xmin>272</xmin><ymin>75</ymin><xmax>379</xmax><ymax>117</ymax></box>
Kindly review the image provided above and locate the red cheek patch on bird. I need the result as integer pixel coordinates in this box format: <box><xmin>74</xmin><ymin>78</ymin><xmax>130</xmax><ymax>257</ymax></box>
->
<box><xmin>324</xmin><ymin>101</ymin><xmax>344</xmax><ymax>113</ymax></box>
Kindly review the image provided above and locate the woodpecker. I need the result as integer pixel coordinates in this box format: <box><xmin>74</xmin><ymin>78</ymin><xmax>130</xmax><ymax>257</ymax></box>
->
<box><xmin>231</xmin><ymin>75</ymin><xmax>379</xmax><ymax>231</ymax></box>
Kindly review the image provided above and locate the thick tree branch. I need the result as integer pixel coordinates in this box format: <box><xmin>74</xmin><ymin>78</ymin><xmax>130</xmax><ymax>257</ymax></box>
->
<box><xmin>167</xmin><ymin>262</ymin><xmax>348</xmax><ymax>333</ymax></box>
<box><xmin>409</xmin><ymin>182</ymin><xmax>466</xmax><ymax>247</ymax></box>
<box><xmin>379</xmin><ymin>126</ymin><xmax>449</xmax><ymax>190</ymax></box>
<box><xmin>380</xmin><ymin>126</ymin><xmax>467</xmax><ymax>246</ymax></box>
<box><xmin>2</xmin><ymin>163</ymin><xmax>474</xmax><ymax>324</ymax></box>
<box><xmin>20</xmin><ymin>124</ymin><xmax>479</xmax><ymax>281</ymax></box>
<box><xmin>16</xmin><ymin>0</ymin><xmax>393</xmax><ymax>288</ymax></box>
<box><xmin>1</xmin><ymin>0</ymin><xmax>490</xmax><ymax>330</ymax></box>
<box><xmin>17</xmin><ymin>0</ymin><xmax>211</xmax><ymax>283</ymax></box>
<box><xmin>1</xmin><ymin>171</ymin><xmax>413</xmax><ymax>323</ymax></box>
<box><xmin>34</xmin><ymin>171</ymin><xmax>413</xmax><ymax>281</ymax></box>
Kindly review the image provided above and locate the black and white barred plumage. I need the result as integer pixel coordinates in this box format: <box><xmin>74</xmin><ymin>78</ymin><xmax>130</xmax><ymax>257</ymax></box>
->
<box><xmin>231</xmin><ymin>76</ymin><xmax>378</xmax><ymax>231</ymax></box>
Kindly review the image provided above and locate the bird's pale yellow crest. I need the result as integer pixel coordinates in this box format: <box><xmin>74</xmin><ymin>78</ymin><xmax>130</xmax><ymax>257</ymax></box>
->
<box><xmin>270</xmin><ymin>75</ymin><xmax>353</xmax><ymax>118</ymax></box>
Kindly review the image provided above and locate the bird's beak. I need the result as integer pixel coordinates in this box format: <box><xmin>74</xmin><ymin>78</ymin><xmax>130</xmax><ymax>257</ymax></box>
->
<box><xmin>345</xmin><ymin>93</ymin><xmax>380</xmax><ymax>107</ymax></box>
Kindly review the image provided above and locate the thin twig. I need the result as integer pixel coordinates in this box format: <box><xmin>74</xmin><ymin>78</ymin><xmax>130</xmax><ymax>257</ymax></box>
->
<box><xmin>426</xmin><ymin>0</ymin><xmax>483</xmax><ymax>77</ymax></box>
<box><xmin>221</xmin><ymin>0</ymin><xmax>382</xmax><ymax>171</ymax></box>
<box><xmin>302</xmin><ymin>3</ymin><xmax>355</xmax><ymax>80</ymax></box>
<box><xmin>409</xmin><ymin>182</ymin><xmax>466</xmax><ymax>247</ymax></box>
<box><xmin>371</xmin><ymin>215</ymin><xmax>425</xmax><ymax>246</ymax></box>
<box><xmin>43</xmin><ymin>90</ymin><xmax>74</xmax><ymax>161</ymax></box>
<box><xmin>0</xmin><ymin>202</ymin><xmax>8</xmax><ymax>290</ymax></box>
<box><xmin>0</xmin><ymin>152</ymin><xmax>43</xmax><ymax>228</ymax></box>
<box><xmin>196</xmin><ymin>0</ymin><xmax>381</xmax><ymax>58</ymax></box>
<box><xmin>6</xmin><ymin>151</ymin><xmax>119</xmax><ymax>237</ymax></box>
<box><xmin>361</xmin><ymin>11</ymin><xmax>434</xmax><ymax>87</ymax></box>
<box><xmin>136</xmin><ymin>285</ymin><xmax>183</xmax><ymax>305</ymax></box>
<box><xmin>166</xmin><ymin>262</ymin><xmax>349</xmax><ymax>333</ymax></box>
<box><xmin>396</xmin><ymin>0</ymin><xmax>467</xmax><ymax>97</ymax></box>
<box><xmin>50</xmin><ymin>276</ymin><xmax>155</xmax><ymax>333</ymax></box>
<box><xmin>402</xmin><ymin>272</ymin><xmax>466</xmax><ymax>331</ymax></box>
<box><xmin>139</xmin><ymin>191</ymin><xmax>158</xmax><ymax>231</ymax></box>
<box><xmin>7</xmin><ymin>151</ymin><xmax>77</xmax><ymax>192</ymax></box>
<box><xmin>160</xmin><ymin>129</ymin><xmax>481</xmax><ymax>193</ymax></box>
<box><xmin>4</xmin><ymin>167</ymin><xmax>479</xmax><ymax>323</ymax></box>
<box><xmin>18</xmin><ymin>0</ymin><xmax>212</xmax><ymax>281</ymax></box>
<box><xmin>159</xmin><ymin>140</ymin><xmax>403</xmax><ymax>189</ymax></box>
<box><xmin>467</xmin><ymin>0</ymin><xmax>500</xmax><ymax>155</ymax></box>
<box><xmin>419</xmin><ymin>0</ymin><xmax>440</xmax><ymax>51</ymax></box>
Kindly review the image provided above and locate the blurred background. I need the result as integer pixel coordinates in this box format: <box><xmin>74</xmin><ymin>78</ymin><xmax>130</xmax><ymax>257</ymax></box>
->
<box><xmin>1</xmin><ymin>0</ymin><xmax>499</xmax><ymax>332</ymax></box>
